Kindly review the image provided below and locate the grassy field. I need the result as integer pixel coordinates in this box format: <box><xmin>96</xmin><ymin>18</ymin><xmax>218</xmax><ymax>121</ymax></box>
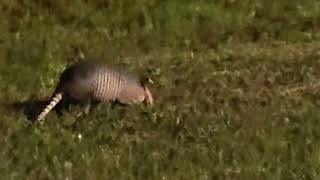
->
<box><xmin>1</xmin><ymin>0</ymin><xmax>320</xmax><ymax>179</ymax></box>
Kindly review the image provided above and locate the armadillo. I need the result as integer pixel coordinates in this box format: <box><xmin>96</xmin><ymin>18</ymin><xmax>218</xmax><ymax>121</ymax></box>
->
<box><xmin>36</xmin><ymin>60</ymin><xmax>154</xmax><ymax>123</ymax></box>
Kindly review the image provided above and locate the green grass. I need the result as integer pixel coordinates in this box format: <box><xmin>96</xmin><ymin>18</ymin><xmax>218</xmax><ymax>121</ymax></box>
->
<box><xmin>1</xmin><ymin>0</ymin><xmax>320</xmax><ymax>179</ymax></box>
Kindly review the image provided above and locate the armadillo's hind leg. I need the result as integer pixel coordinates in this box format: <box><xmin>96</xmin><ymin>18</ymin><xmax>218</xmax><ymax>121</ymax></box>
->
<box><xmin>54</xmin><ymin>98</ymin><xmax>67</xmax><ymax>117</ymax></box>
<box><xmin>84</xmin><ymin>102</ymin><xmax>91</xmax><ymax>115</ymax></box>
<box><xmin>84</xmin><ymin>98</ymin><xmax>100</xmax><ymax>115</ymax></box>
<box><xmin>76</xmin><ymin>99</ymin><xmax>91</xmax><ymax>118</ymax></box>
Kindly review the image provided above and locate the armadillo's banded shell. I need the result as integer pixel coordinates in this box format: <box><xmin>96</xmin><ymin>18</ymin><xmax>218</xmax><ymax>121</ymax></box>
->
<box><xmin>91</xmin><ymin>66</ymin><xmax>144</xmax><ymax>103</ymax></box>
<box><xmin>93</xmin><ymin>67</ymin><xmax>125</xmax><ymax>101</ymax></box>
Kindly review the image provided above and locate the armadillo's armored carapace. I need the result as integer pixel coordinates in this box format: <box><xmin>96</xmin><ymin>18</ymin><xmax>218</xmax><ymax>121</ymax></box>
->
<box><xmin>36</xmin><ymin>60</ymin><xmax>154</xmax><ymax>124</ymax></box>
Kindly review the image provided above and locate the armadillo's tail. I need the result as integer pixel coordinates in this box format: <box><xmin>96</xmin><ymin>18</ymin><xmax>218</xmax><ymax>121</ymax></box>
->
<box><xmin>36</xmin><ymin>92</ymin><xmax>63</xmax><ymax>124</ymax></box>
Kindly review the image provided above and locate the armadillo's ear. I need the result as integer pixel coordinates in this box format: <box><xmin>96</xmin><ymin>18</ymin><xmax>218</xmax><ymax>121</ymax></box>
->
<box><xmin>147</xmin><ymin>77</ymin><xmax>154</xmax><ymax>84</ymax></box>
<box><xmin>140</xmin><ymin>75</ymin><xmax>154</xmax><ymax>86</ymax></box>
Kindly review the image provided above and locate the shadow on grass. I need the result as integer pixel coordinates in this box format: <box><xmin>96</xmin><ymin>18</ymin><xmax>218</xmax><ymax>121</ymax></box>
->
<box><xmin>4</xmin><ymin>99</ymin><xmax>49</xmax><ymax>123</ymax></box>
<box><xmin>4</xmin><ymin>98</ymin><xmax>87</xmax><ymax>123</ymax></box>
<box><xmin>4</xmin><ymin>97</ymin><xmax>125</xmax><ymax>123</ymax></box>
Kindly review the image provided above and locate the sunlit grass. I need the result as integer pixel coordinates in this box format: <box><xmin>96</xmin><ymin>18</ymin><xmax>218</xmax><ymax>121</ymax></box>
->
<box><xmin>0</xmin><ymin>0</ymin><xmax>320</xmax><ymax>179</ymax></box>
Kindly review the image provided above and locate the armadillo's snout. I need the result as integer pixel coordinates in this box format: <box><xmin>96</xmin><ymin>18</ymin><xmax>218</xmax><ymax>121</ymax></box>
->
<box><xmin>143</xmin><ymin>86</ymin><xmax>154</xmax><ymax>106</ymax></box>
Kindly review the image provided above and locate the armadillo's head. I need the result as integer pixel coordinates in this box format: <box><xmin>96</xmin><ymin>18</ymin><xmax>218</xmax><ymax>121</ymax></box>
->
<box><xmin>141</xmin><ymin>76</ymin><xmax>154</xmax><ymax>106</ymax></box>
